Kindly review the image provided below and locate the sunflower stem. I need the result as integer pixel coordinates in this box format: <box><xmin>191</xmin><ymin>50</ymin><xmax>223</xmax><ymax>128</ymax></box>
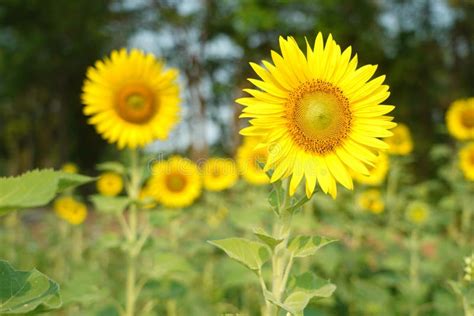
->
<box><xmin>386</xmin><ymin>158</ymin><xmax>400</xmax><ymax>226</ymax></box>
<box><xmin>267</xmin><ymin>180</ymin><xmax>293</xmax><ymax>316</ymax></box>
<box><xmin>124</xmin><ymin>149</ymin><xmax>142</xmax><ymax>316</ymax></box>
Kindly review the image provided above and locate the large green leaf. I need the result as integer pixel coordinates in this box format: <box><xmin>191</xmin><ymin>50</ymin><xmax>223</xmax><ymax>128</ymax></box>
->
<box><xmin>288</xmin><ymin>235</ymin><xmax>337</xmax><ymax>258</ymax></box>
<box><xmin>89</xmin><ymin>195</ymin><xmax>131</xmax><ymax>214</ymax></box>
<box><xmin>265</xmin><ymin>272</ymin><xmax>336</xmax><ymax>315</ymax></box>
<box><xmin>208</xmin><ymin>238</ymin><xmax>270</xmax><ymax>271</ymax></box>
<box><xmin>0</xmin><ymin>260</ymin><xmax>61</xmax><ymax>314</ymax></box>
<box><xmin>0</xmin><ymin>169</ymin><xmax>93</xmax><ymax>215</ymax></box>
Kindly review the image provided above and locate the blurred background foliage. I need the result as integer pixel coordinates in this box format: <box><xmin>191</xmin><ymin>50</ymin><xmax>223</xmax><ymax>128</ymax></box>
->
<box><xmin>0</xmin><ymin>0</ymin><xmax>473</xmax><ymax>175</ymax></box>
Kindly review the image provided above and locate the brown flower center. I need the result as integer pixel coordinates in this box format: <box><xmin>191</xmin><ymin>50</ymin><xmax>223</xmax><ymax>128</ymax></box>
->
<box><xmin>461</xmin><ymin>108</ymin><xmax>474</xmax><ymax>129</ymax></box>
<box><xmin>287</xmin><ymin>80</ymin><xmax>352</xmax><ymax>155</ymax></box>
<box><xmin>165</xmin><ymin>173</ymin><xmax>187</xmax><ymax>192</ymax></box>
<box><xmin>116</xmin><ymin>84</ymin><xmax>156</xmax><ymax>124</ymax></box>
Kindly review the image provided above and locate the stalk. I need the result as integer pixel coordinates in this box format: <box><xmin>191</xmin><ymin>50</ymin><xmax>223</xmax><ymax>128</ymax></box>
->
<box><xmin>124</xmin><ymin>149</ymin><xmax>141</xmax><ymax>316</ymax></box>
<box><xmin>266</xmin><ymin>182</ymin><xmax>293</xmax><ymax>316</ymax></box>
<box><xmin>409</xmin><ymin>229</ymin><xmax>420</xmax><ymax>316</ymax></box>
<box><xmin>386</xmin><ymin>158</ymin><xmax>400</xmax><ymax>226</ymax></box>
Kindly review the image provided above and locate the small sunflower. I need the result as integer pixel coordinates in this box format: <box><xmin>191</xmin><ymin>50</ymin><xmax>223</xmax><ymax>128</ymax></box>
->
<box><xmin>353</xmin><ymin>152</ymin><xmax>389</xmax><ymax>186</ymax></box>
<box><xmin>97</xmin><ymin>172</ymin><xmax>124</xmax><ymax>196</ymax></box>
<box><xmin>446</xmin><ymin>97</ymin><xmax>474</xmax><ymax>140</ymax></box>
<box><xmin>202</xmin><ymin>158</ymin><xmax>238</xmax><ymax>191</ymax></box>
<box><xmin>61</xmin><ymin>162</ymin><xmax>79</xmax><ymax>174</ymax></box>
<box><xmin>406</xmin><ymin>201</ymin><xmax>430</xmax><ymax>225</ymax></box>
<box><xmin>82</xmin><ymin>49</ymin><xmax>180</xmax><ymax>149</ymax></box>
<box><xmin>386</xmin><ymin>123</ymin><xmax>413</xmax><ymax>156</ymax></box>
<box><xmin>459</xmin><ymin>142</ymin><xmax>474</xmax><ymax>181</ymax></box>
<box><xmin>149</xmin><ymin>156</ymin><xmax>202</xmax><ymax>208</ymax></box>
<box><xmin>357</xmin><ymin>189</ymin><xmax>384</xmax><ymax>214</ymax></box>
<box><xmin>53</xmin><ymin>196</ymin><xmax>88</xmax><ymax>225</ymax></box>
<box><xmin>236</xmin><ymin>137</ymin><xmax>270</xmax><ymax>185</ymax></box>
<box><xmin>238</xmin><ymin>33</ymin><xmax>395</xmax><ymax>198</ymax></box>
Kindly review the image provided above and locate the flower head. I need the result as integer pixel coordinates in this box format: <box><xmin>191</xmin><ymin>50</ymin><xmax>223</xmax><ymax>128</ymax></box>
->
<box><xmin>148</xmin><ymin>156</ymin><xmax>202</xmax><ymax>208</ymax></box>
<box><xmin>238</xmin><ymin>33</ymin><xmax>395</xmax><ymax>198</ymax></box>
<box><xmin>82</xmin><ymin>49</ymin><xmax>180</xmax><ymax>149</ymax></box>
<box><xmin>202</xmin><ymin>158</ymin><xmax>238</xmax><ymax>191</ymax></box>
<box><xmin>386</xmin><ymin>123</ymin><xmax>413</xmax><ymax>155</ymax></box>
<box><xmin>53</xmin><ymin>196</ymin><xmax>88</xmax><ymax>225</ymax></box>
<box><xmin>236</xmin><ymin>137</ymin><xmax>270</xmax><ymax>185</ymax></box>
<box><xmin>97</xmin><ymin>172</ymin><xmax>123</xmax><ymax>197</ymax></box>
<box><xmin>357</xmin><ymin>189</ymin><xmax>384</xmax><ymax>214</ymax></box>
<box><xmin>406</xmin><ymin>201</ymin><xmax>430</xmax><ymax>225</ymax></box>
<box><xmin>459</xmin><ymin>142</ymin><xmax>474</xmax><ymax>181</ymax></box>
<box><xmin>61</xmin><ymin>163</ymin><xmax>79</xmax><ymax>174</ymax></box>
<box><xmin>446</xmin><ymin>97</ymin><xmax>474</xmax><ymax>140</ymax></box>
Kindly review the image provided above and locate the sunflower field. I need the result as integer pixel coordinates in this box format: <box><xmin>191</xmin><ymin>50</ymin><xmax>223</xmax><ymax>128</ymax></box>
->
<box><xmin>0</xmin><ymin>1</ymin><xmax>473</xmax><ymax>316</ymax></box>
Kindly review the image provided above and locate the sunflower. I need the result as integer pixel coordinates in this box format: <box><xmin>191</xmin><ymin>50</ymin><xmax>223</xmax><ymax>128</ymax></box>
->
<box><xmin>53</xmin><ymin>196</ymin><xmax>88</xmax><ymax>225</ymax></box>
<box><xmin>97</xmin><ymin>172</ymin><xmax>124</xmax><ymax>196</ymax></box>
<box><xmin>353</xmin><ymin>152</ymin><xmax>389</xmax><ymax>186</ymax></box>
<box><xmin>82</xmin><ymin>49</ymin><xmax>180</xmax><ymax>149</ymax></box>
<box><xmin>357</xmin><ymin>189</ymin><xmax>384</xmax><ymax>214</ymax></box>
<box><xmin>236</xmin><ymin>137</ymin><xmax>270</xmax><ymax>185</ymax></box>
<box><xmin>406</xmin><ymin>201</ymin><xmax>429</xmax><ymax>225</ymax></box>
<box><xmin>148</xmin><ymin>156</ymin><xmax>202</xmax><ymax>208</ymax></box>
<box><xmin>446</xmin><ymin>97</ymin><xmax>474</xmax><ymax>140</ymax></box>
<box><xmin>202</xmin><ymin>158</ymin><xmax>238</xmax><ymax>191</ymax></box>
<box><xmin>386</xmin><ymin>123</ymin><xmax>413</xmax><ymax>156</ymax></box>
<box><xmin>459</xmin><ymin>142</ymin><xmax>474</xmax><ymax>181</ymax></box>
<box><xmin>61</xmin><ymin>162</ymin><xmax>79</xmax><ymax>174</ymax></box>
<box><xmin>238</xmin><ymin>33</ymin><xmax>395</xmax><ymax>198</ymax></box>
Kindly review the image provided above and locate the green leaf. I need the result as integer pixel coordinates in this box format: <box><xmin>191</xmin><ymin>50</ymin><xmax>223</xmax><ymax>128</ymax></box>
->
<box><xmin>0</xmin><ymin>260</ymin><xmax>61</xmax><ymax>314</ymax></box>
<box><xmin>89</xmin><ymin>195</ymin><xmax>131</xmax><ymax>214</ymax></box>
<box><xmin>208</xmin><ymin>238</ymin><xmax>270</xmax><ymax>271</ymax></box>
<box><xmin>96</xmin><ymin>162</ymin><xmax>126</xmax><ymax>175</ymax></box>
<box><xmin>288</xmin><ymin>235</ymin><xmax>337</xmax><ymax>258</ymax></box>
<box><xmin>56</xmin><ymin>172</ymin><xmax>95</xmax><ymax>192</ymax></box>
<box><xmin>286</xmin><ymin>195</ymin><xmax>311</xmax><ymax>214</ymax></box>
<box><xmin>0</xmin><ymin>169</ymin><xmax>93</xmax><ymax>215</ymax></box>
<box><xmin>253</xmin><ymin>227</ymin><xmax>283</xmax><ymax>251</ymax></box>
<box><xmin>271</xmin><ymin>272</ymin><xmax>336</xmax><ymax>315</ymax></box>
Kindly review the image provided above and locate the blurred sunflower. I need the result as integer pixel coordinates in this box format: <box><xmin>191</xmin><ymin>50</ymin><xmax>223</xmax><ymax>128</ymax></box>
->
<box><xmin>406</xmin><ymin>201</ymin><xmax>430</xmax><ymax>225</ymax></box>
<box><xmin>202</xmin><ymin>158</ymin><xmax>238</xmax><ymax>191</ymax></box>
<box><xmin>459</xmin><ymin>142</ymin><xmax>474</xmax><ymax>181</ymax></box>
<box><xmin>54</xmin><ymin>196</ymin><xmax>88</xmax><ymax>225</ymax></box>
<box><xmin>149</xmin><ymin>156</ymin><xmax>201</xmax><ymax>208</ymax></box>
<box><xmin>357</xmin><ymin>189</ymin><xmax>384</xmax><ymax>214</ymax></box>
<box><xmin>238</xmin><ymin>32</ymin><xmax>395</xmax><ymax>198</ymax></box>
<box><xmin>353</xmin><ymin>152</ymin><xmax>389</xmax><ymax>186</ymax></box>
<box><xmin>82</xmin><ymin>49</ymin><xmax>180</xmax><ymax>149</ymax></box>
<box><xmin>61</xmin><ymin>162</ymin><xmax>78</xmax><ymax>174</ymax></box>
<box><xmin>236</xmin><ymin>137</ymin><xmax>270</xmax><ymax>185</ymax></box>
<box><xmin>97</xmin><ymin>172</ymin><xmax>123</xmax><ymax>196</ymax></box>
<box><xmin>446</xmin><ymin>97</ymin><xmax>474</xmax><ymax>140</ymax></box>
<box><xmin>386</xmin><ymin>123</ymin><xmax>413</xmax><ymax>155</ymax></box>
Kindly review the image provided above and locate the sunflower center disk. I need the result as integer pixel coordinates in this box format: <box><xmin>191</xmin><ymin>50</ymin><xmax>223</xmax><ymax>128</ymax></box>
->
<box><xmin>288</xmin><ymin>80</ymin><xmax>352</xmax><ymax>155</ymax></box>
<box><xmin>116</xmin><ymin>84</ymin><xmax>156</xmax><ymax>124</ymax></box>
<box><xmin>461</xmin><ymin>109</ymin><xmax>474</xmax><ymax>129</ymax></box>
<box><xmin>166</xmin><ymin>173</ymin><xmax>186</xmax><ymax>192</ymax></box>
